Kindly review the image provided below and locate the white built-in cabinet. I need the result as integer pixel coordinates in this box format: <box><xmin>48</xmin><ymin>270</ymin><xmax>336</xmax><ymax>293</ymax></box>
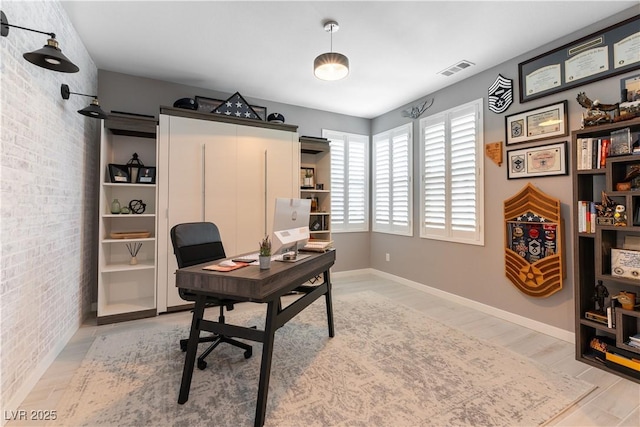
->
<box><xmin>300</xmin><ymin>137</ymin><xmax>332</xmax><ymax>242</ymax></box>
<box><xmin>98</xmin><ymin>114</ymin><xmax>158</xmax><ymax>324</ymax></box>
<box><xmin>156</xmin><ymin>108</ymin><xmax>300</xmax><ymax>311</ymax></box>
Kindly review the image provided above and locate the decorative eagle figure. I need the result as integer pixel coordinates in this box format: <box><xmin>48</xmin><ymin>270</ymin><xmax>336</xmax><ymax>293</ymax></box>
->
<box><xmin>402</xmin><ymin>98</ymin><xmax>434</xmax><ymax>119</ymax></box>
<box><xmin>576</xmin><ymin>92</ymin><xmax>619</xmax><ymax>111</ymax></box>
<box><xmin>576</xmin><ymin>92</ymin><xmax>618</xmax><ymax>126</ymax></box>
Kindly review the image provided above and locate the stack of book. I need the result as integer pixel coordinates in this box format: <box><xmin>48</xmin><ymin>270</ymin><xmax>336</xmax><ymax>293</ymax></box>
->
<box><xmin>577</xmin><ymin>201</ymin><xmax>597</xmax><ymax>233</ymax></box>
<box><xmin>576</xmin><ymin>137</ymin><xmax>611</xmax><ymax>170</ymax></box>
<box><xmin>627</xmin><ymin>333</ymin><xmax>640</xmax><ymax>350</ymax></box>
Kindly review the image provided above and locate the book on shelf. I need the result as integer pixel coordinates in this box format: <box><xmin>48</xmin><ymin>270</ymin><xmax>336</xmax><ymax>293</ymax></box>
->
<box><xmin>607</xmin><ymin>306</ymin><xmax>614</xmax><ymax>328</ymax></box>
<box><xmin>585</xmin><ymin>310</ymin><xmax>608</xmax><ymax>324</ymax></box>
<box><xmin>606</xmin><ymin>351</ymin><xmax>640</xmax><ymax>372</ymax></box>
<box><xmin>577</xmin><ymin>137</ymin><xmax>611</xmax><ymax>170</ymax></box>
<box><xmin>577</xmin><ymin>201</ymin><xmax>596</xmax><ymax>233</ymax></box>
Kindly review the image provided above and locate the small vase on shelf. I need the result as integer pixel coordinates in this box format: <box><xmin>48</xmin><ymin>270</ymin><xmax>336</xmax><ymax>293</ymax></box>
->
<box><xmin>111</xmin><ymin>198</ymin><xmax>121</xmax><ymax>214</ymax></box>
<box><xmin>126</xmin><ymin>242</ymin><xmax>142</xmax><ymax>266</ymax></box>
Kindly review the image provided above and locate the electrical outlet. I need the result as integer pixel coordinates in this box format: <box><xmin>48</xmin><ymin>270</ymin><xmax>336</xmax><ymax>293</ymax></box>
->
<box><xmin>385</xmin><ymin>253</ymin><xmax>390</xmax><ymax>262</ymax></box>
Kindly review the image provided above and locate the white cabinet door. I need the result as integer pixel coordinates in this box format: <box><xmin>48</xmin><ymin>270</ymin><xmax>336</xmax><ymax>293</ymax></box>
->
<box><xmin>160</xmin><ymin>116</ymin><xmax>237</xmax><ymax>309</ymax></box>
<box><xmin>236</xmin><ymin>127</ymin><xmax>299</xmax><ymax>253</ymax></box>
<box><xmin>158</xmin><ymin>114</ymin><xmax>298</xmax><ymax>311</ymax></box>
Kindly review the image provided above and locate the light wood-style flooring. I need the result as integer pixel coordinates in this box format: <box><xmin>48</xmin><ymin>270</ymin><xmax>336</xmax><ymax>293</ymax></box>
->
<box><xmin>9</xmin><ymin>273</ymin><xmax>640</xmax><ymax>426</ymax></box>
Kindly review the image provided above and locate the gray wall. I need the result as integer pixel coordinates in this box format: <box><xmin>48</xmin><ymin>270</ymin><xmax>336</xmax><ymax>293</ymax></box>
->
<box><xmin>97</xmin><ymin>70</ymin><xmax>371</xmax><ymax>273</ymax></box>
<box><xmin>370</xmin><ymin>6</ymin><xmax>639</xmax><ymax>333</ymax></box>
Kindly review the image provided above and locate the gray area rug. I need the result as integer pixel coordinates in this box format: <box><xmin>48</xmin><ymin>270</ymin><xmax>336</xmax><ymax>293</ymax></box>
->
<box><xmin>54</xmin><ymin>292</ymin><xmax>595</xmax><ymax>426</ymax></box>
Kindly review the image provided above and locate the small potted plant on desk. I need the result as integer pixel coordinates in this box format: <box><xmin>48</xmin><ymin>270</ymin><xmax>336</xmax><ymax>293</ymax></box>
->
<box><xmin>259</xmin><ymin>235</ymin><xmax>271</xmax><ymax>270</ymax></box>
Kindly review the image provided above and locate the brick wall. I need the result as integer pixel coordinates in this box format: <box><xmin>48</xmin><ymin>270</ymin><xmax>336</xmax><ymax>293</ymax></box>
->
<box><xmin>0</xmin><ymin>0</ymin><xmax>98</xmax><ymax>414</ymax></box>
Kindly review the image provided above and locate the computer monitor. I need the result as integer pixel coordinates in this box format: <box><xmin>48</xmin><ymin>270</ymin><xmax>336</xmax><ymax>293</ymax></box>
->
<box><xmin>271</xmin><ymin>198</ymin><xmax>311</xmax><ymax>257</ymax></box>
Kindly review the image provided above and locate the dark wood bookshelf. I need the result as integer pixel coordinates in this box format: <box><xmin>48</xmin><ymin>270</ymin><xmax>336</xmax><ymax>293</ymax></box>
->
<box><xmin>572</xmin><ymin>117</ymin><xmax>640</xmax><ymax>383</ymax></box>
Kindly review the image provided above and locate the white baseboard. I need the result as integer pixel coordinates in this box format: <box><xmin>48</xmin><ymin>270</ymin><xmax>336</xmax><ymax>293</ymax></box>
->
<box><xmin>334</xmin><ymin>268</ymin><xmax>574</xmax><ymax>344</ymax></box>
<box><xmin>3</xmin><ymin>323</ymin><xmax>78</xmax><ymax>426</ymax></box>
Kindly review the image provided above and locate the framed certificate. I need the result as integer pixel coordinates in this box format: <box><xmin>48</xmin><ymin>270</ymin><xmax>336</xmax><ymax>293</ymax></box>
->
<box><xmin>505</xmin><ymin>101</ymin><xmax>568</xmax><ymax>145</ymax></box>
<box><xmin>518</xmin><ymin>15</ymin><xmax>640</xmax><ymax>103</ymax></box>
<box><xmin>507</xmin><ymin>141</ymin><xmax>568</xmax><ymax>179</ymax></box>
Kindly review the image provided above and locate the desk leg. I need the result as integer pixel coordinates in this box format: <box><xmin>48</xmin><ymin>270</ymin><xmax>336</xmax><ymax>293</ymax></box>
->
<box><xmin>178</xmin><ymin>294</ymin><xmax>206</xmax><ymax>404</ymax></box>
<box><xmin>324</xmin><ymin>270</ymin><xmax>335</xmax><ymax>337</ymax></box>
<box><xmin>254</xmin><ymin>300</ymin><xmax>278</xmax><ymax>427</ymax></box>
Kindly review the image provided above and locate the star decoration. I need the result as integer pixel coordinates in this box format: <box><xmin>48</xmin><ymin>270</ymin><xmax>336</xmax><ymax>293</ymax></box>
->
<box><xmin>518</xmin><ymin>264</ymin><xmax>544</xmax><ymax>287</ymax></box>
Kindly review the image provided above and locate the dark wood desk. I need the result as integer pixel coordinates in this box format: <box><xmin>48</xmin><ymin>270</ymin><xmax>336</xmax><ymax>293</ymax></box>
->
<box><xmin>176</xmin><ymin>250</ymin><xmax>336</xmax><ymax>427</ymax></box>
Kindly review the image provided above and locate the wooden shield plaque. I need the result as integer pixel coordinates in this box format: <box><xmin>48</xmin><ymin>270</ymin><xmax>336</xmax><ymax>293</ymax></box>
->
<box><xmin>504</xmin><ymin>183</ymin><xmax>564</xmax><ymax>297</ymax></box>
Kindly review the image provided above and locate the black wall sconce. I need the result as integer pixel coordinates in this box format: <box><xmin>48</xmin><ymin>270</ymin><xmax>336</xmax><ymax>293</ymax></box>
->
<box><xmin>61</xmin><ymin>84</ymin><xmax>108</xmax><ymax>119</ymax></box>
<box><xmin>1</xmin><ymin>10</ymin><xmax>79</xmax><ymax>73</ymax></box>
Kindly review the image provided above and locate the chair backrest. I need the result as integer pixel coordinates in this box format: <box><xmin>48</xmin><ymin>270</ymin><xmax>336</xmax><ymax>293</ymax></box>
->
<box><xmin>170</xmin><ymin>222</ymin><xmax>226</xmax><ymax>268</ymax></box>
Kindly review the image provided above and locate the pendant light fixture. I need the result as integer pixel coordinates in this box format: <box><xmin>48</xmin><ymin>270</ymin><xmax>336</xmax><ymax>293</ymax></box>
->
<box><xmin>1</xmin><ymin>10</ymin><xmax>79</xmax><ymax>73</ymax></box>
<box><xmin>314</xmin><ymin>21</ymin><xmax>349</xmax><ymax>81</ymax></box>
<box><xmin>61</xmin><ymin>84</ymin><xmax>108</xmax><ymax>119</ymax></box>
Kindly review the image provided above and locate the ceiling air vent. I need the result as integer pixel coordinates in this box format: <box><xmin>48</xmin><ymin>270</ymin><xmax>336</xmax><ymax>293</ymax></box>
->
<box><xmin>438</xmin><ymin>60</ymin><xmax>474</xmax><ymax>77</ymax></box>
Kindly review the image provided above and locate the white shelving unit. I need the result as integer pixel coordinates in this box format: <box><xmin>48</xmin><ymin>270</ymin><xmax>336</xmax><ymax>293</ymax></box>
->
<box><xmin>98</xmin><ymin>114</ymin><xmax>158</xmax><ymax>324</ymax></box>
<box><xmin>300</xmin><ymin>136</ymin><xmax>331</xmax><ymax>242</ymax></box>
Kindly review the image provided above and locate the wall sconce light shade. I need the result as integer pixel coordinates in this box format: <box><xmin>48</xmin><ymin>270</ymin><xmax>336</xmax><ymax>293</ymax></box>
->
<box><xmin>314</xmin><ymin>52</ymin><xmax>350</xmax><ymax>81</ymax></box>
<box><xmin>314</xmin><ymin>20</ymin><xmax>349</xmax><ymax>81</ymax></box>
<box><xmin>1</xmin><ymin>11</ymin><xmax>79</xmax><ymax>73</ymax></box>
<box><xmin>61</xmin><ymin>84</ymin><xmax>108</xmax><ymax>119</ymax></box>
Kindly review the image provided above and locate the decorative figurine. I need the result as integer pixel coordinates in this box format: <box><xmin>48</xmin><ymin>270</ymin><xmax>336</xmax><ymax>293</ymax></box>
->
<box><xmin>129</xmin><ymin>199</ymin><xmax>146</xmax><ymax>214</ymax></box>
<box><xmin>592</xmin><ymin>280</ymin><xmax>609</xmax><ymax>312</ymax></box>
<box><xmin>614</xmin><ymin>204</ymin><xmax>627</xmax><ymax>226</ymax></box>
<box><xmin>576</xmin><ymin>92</ymin><xmax>619</xmax><ymax>127</ymax></box>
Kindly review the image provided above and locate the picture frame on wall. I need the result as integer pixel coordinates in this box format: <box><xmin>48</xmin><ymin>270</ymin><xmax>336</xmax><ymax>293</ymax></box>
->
<box><xmin>518</xmin><ymin>15</ymin><xmax>640</xmax><ymax>103</ymax></box>
<box><xmin>108</xmin><ymin>164</ymin><xmax>130</xmax><ymax>183</ymax></box>
<box><xmin>505</xmin><ymin>101</ymin><xmax>568</xmax><ymax>145</ymax></box>
<box><xmin>507</xmin><ymin>141</ymin><xmax>568</xmax><ymax>179</ymax></box>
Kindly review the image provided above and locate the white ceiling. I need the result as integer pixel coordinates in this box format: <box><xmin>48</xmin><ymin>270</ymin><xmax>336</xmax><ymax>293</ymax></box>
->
<box><xmin>60</xmin><ymin>1</ymin><xmax>638</xmax><ymax>119</ymax></box>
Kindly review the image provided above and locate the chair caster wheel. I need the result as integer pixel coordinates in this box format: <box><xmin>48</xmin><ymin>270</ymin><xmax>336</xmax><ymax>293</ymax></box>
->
<box><xmin>180</xmin><ymin>341</ymin><xmax>188</xmax><ymax>352</ymax></box>
<box><xmin>197</xmin><ymin>360</ymin><xmax>207</xmax><ymax>370</ymax></box>
<box><xmin>244</xmin><ymin>349</ymin><xmax>252</xmax><ymax>359</ymax></box>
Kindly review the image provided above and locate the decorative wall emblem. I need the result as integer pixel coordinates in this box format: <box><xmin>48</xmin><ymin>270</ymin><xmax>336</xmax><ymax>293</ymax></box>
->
<box><xmin>401</xmin><ymin>98</ymin><xmax>434</xmax><ymax>119</ymax></box>
<box><xmin>488</xmin><ymin>74</ymin><xmax>513</xmax><ymax>114</ymax></box>
<box><xmin>504</xmin><ymin>183</ymin><xmax>564</xmax><ymax>297</ymax></box>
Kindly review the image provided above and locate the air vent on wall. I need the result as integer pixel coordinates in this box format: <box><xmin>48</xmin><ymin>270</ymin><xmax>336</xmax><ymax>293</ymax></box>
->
<box><xmin>438</xmin><ymin>60</ymin><xmax>474</xmax><ymax>76</ymax></box>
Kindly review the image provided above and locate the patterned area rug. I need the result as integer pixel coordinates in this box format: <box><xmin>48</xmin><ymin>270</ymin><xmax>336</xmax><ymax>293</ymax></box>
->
<box><xmin>54</xmin><ymin>292</ymin><xmax>594</xmax><ymax>426</ymax></box>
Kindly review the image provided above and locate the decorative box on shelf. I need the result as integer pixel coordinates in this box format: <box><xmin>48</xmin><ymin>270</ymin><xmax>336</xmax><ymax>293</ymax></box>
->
<box><xmin>611</xmin><ymin>248</ymin><xmax>640</xmax><ymax>279</ymax></box>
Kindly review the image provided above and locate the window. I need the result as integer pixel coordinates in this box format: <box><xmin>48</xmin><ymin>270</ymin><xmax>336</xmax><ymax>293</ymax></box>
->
<box><xmin>372</xmin><ymin>123</ymin><xmax>412</xmax><ymax>236</ymax></box>
<box><xmin>419</xmin><ymin>98</ymin><xmax>484</xmax><ymax>245</ymax></box>
<box><xmin>322</xmin><ymin>129</ymin><xmax>369</xmax><ymax>233</ymax></box>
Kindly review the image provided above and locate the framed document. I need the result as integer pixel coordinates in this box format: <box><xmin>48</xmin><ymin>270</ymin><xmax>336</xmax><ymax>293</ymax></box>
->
<box><xmin>505</xmin><ymin>101</ymin><xmax>568</xmax><ymax>145</ymax></box>
<box><xmin>507</xmin><ymin>141</ymin><xmax>568</xmax><ymax>179</ymax></box>
<box><xmin>519</xmin><ymin>15</ymin><xmax>639</xmax><ymax>103</ymax></box>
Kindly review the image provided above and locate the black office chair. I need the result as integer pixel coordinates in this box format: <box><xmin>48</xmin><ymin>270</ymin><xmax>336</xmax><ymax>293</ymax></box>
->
<box><xmin>170</xmin><ymin>222</ymin><xmax>252</xmax><ymax>370</ymax></box>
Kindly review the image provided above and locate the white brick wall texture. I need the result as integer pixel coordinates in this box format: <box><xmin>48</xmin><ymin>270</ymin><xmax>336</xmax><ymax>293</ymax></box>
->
<box><xmin>0</xmin><ymin>0</ymin><xmax>99</xmax><ymax>415</ymax></box>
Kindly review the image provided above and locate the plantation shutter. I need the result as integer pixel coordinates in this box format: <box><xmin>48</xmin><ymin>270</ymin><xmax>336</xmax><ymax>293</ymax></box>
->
<box><xmin>323</xmin><ymin>130</ymin><xmax>369</xmax><ymax>232</ymax></box>
<box><xmin>420</xmin><ymin>99</ymin><xmax>484</xmax><ymax>245</ymax></box>
<box><xmin>373</xmin><ymin>123</ymin><xmax>412</xmax><ymax>235</ymax></box>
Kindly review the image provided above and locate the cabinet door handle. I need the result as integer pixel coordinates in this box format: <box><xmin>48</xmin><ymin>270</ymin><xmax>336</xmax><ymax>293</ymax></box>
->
<box><xmin>202</xmin><ymin>143</ymin><xmax>206</xmax><ymax>221</ymax></box>
<box><xmin>264</xmin><ymin>149</ymin><xmax>268</xmax><ymax>235</ymax></box>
